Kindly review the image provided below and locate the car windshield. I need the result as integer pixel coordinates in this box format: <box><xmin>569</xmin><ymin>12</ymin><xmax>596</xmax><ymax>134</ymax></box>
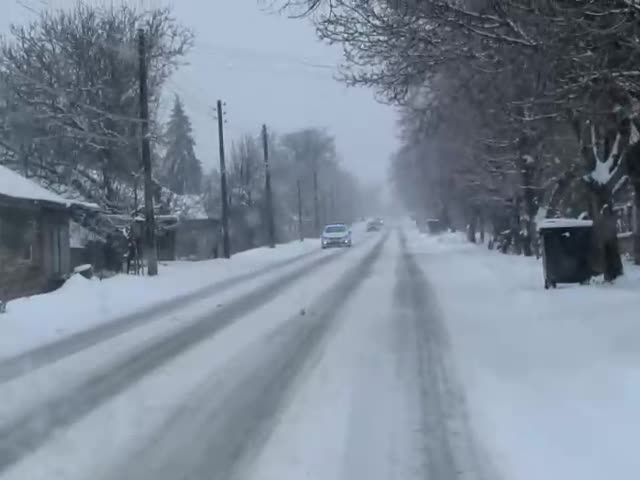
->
<box><xmin>325</xmin><ymin>225</ymin><xmax>347</xmax><ymax>233</ymax></box>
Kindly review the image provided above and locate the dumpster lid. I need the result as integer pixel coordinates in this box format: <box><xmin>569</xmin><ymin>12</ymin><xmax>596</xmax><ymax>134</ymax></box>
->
<box><xmin>538</xmin><ymin>218</ymin><xmax>593</xmax><ymax>230</ymax></box>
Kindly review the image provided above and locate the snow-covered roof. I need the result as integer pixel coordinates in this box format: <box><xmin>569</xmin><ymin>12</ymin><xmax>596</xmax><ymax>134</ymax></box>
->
<box><xmin>44</xmin><ymin>182</ymin><xmax>100</xmax><ymax>210</ymax></box>
<box><xmin>0</xmin><ymin>164</ymin><xmax>70</xmax><ymax>206</ymax></box>
<box><xmin>537</xmin><ymin>218</ymin><xmax>593</xmax><ymax>230</ymax></box>
<box><xmin>0</xmin><ymin>164</ymin><xmax>100</xmax><ymax>209</ymax></box>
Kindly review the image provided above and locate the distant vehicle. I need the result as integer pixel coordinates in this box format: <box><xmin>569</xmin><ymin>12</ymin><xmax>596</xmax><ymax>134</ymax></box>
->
<box><xmin>321</xmin><ymin>223</ymin><xmax>352</xmax><ymax>248</ymax></box>
<box><xmin>367</xmin><ymin>217</ymin><xmax>384</xmax><ymax>231</ymax></box>
<box><xmin>367</xmin><ymin>220</ymin><xmax>381</xmax><ymax>232</ymax></box>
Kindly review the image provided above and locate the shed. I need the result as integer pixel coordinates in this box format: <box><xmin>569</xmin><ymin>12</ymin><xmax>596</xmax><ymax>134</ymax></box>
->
<box><xmin>0</xmin><ymin>165</ymin><xmax>73</xmax><ymax>301</ymax></box>
<box><xmin>159</xmin><ymin>194</ymin><xmax>220</xmax><ymax>260</ymax></box>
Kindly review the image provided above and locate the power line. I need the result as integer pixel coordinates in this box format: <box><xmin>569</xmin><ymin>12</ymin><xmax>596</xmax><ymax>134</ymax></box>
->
<box><xmin>193</xmin><ymin>41</ymin><xmax>337</xmax><ymax>71</ymax></box>
<box><xmin>10</xmin><ymin>1</ymin><xmax>339</xmax><ymax>75</ymax></box>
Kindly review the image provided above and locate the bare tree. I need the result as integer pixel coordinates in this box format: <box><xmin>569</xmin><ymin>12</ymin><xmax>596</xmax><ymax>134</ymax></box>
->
<box><xmin>0</xmin><ymin>2</ymin><xmax>193</xmax><ymax>212</ymax></box>
<box><xmin>280</xmin><ymin>0</ymin><xmax>640</xmax><ymax>273</ymax></box>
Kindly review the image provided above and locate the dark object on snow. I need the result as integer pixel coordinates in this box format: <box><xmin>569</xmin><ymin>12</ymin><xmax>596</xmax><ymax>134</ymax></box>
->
<box><xmin>367</xmin><ymin>220</ymin><xmax>382</xmax><ymax>232</ymax></box>
<box><xmin>426</xmin><ymin>219</ymin><xmax>445</xmax><ymax>234</ymax></box>
<box><xmin>74</xmin><ymin>264</ymin><xmax>93</xmax><ymax>279</ymax></box>
<box><xmin>538</xmin><ymin>219</ymin><xmax>594</xmax><ymax>289</ymax></box>
<box><xmin>416</xmin><ymin>218</ymin><xmax>444</xmax><ymax>234</ymax></box>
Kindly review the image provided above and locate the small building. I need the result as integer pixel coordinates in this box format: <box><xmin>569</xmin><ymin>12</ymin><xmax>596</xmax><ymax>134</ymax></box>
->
<box><xmin>102</xmin><ymin>193</ymin><xmax>220</xmax><ymax>266</ymax></box>
<box><xmin>158</xmin><ymin>193</ymin><xmax>220</xmax><ymax>260</ymax></box>
<box><xmin>0</xmin><ymin>165</ymin><xmax>73</xmax><ymax>301</ymax></box>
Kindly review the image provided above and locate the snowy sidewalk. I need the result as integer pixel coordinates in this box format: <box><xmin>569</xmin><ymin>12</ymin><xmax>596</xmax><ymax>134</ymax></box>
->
<box><xmin>0</xmin><ymin>240</ymin><xmax>320</xmax><ymax>360</ymax></box>
<box><xmin>407</xmin><ymin>229</ymin><xmax>640</xmax><ymax>480</ymax></box>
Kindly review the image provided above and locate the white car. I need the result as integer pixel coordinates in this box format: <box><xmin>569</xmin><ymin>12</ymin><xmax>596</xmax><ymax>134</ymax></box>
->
<box><xmin>321</xmin><ymin>223</ymin><xmax>352</xmax><ymax>249</ymax></box>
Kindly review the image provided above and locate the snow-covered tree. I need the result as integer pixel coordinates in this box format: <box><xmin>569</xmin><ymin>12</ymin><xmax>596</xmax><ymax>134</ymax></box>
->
<box><xmin>0</xmin><ymin>3</ymin><xmax>193</xmax><ymax>212</ymax></box>
<box><xmin>284</xmin><ymin>0</ymin><xmax>640</xmax><ymax>272</ymax></box>
<box><xmin>161</xmin><ymin>95</ymin><xmax>203</xmax><ymax>195</ymax></box>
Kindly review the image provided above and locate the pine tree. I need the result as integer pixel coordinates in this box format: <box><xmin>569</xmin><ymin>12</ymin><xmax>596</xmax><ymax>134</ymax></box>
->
<box><xmin>162</xmin><ymin>95</ymin><xmax>203</xmax><ymax>195</ymax></box>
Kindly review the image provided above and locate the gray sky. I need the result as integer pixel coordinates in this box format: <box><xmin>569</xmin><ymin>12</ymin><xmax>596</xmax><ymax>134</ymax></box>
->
<box><xmin>3</xmin><ymin>0</ymin><xmax>397</xmax><ymax>185</ymax></box>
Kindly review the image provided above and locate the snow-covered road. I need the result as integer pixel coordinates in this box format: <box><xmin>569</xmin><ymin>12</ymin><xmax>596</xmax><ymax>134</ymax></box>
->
<box><xmin>0</xmin><ymin>226</ymin><xmax>486</xmax><ymax>480</ymax></box>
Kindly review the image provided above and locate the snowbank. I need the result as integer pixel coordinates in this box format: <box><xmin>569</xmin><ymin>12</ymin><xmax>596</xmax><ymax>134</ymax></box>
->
<box><xmin>407</xmin><ymin>230</ymin><xmax>640</xmax><ymax>480</ymax></box>
<box><xmin>0</xmin><ymin>239</ymin><xmax>319</xmax><ymax>359</ymax></box>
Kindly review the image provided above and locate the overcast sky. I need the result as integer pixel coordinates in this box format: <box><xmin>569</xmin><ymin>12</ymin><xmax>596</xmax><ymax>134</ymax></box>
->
<box><xmin>3</xmin><ymin>0</ymin><xmax>398</xmax><ymax>186</ymax></box>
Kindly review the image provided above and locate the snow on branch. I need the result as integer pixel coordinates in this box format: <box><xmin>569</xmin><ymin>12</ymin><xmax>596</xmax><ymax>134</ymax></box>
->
<box><xmin>585</xmin><ymin>131</ymin><xmax>622</xmax><ymax>187</ymax></box>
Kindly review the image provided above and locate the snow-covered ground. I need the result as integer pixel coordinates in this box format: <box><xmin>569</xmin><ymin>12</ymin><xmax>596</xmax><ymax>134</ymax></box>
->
<box><xmin>0</xmin><ymin>229</ymin><xmax>384</xmax><ymax>480</ymax></box>
<box><xmin>0</xmin><ymin>239</ymin><xmax>322</xmax><ymax>359</ymax></box>
<box><xmin>406</xmin><ymin>228</ymin><xmax>640</xmax><ymax>480</ymax></box>
<box><xmin>4</xmin><ymin>221</ymin><xmax>637</xmax><ymax>480</ymax></box>
<box><xmin>2</xmin><ymin>223</ymin><xmax>372</xmax><ymax>361</ymax></box>
<box><xmin>245</xmin><ymin>233</ymin><xmax>424</xmax><ymax>480</ymax></box>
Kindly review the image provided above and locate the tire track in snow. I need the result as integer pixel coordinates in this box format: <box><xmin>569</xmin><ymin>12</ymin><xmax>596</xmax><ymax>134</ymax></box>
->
<box><xmin>0</xmin><ymin>247</ymin><xmax>331</xmax><ymax>384</ymax></box>
<box><xmin>0</xmin><ymin>240</ymin><xmax>361</xmax><ymax>474</ymax></box>
<box><xmin>395</xmin><ymin>230</ymin><xmax>485</xmax><ymax>480</ymax></box>
<box><xmin>102</xmin><ymin>232</ymin><xmax>390</xmax><ymax>480</ymax></box>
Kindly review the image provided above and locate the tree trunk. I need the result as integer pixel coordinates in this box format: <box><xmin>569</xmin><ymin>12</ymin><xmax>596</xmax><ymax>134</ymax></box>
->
<box><xmin>511</xmin><ymin>198</ymin><xmax>522</xmax><ymax>255</ymax></box>
<box><xmin>633</xmin><ymin>182</ymin><xmax>640</xmax><ymax>265</ymax></box>
<box><xmin>589</xmin><ymin>186</ymin><xmax>623</xmax><ymax>281</ymax></box>
<box><xmin>479</xmin><ymin>210</ymin><xmax>485</xmax><ymax>243</ymax></box>
<box><xmin>439</xmin><ymin>204</ymin><xmax>451</xmax><ymax>232</ymax></box>
<box><xmin>466</xmin><ymin>207</ymin><xmax>478</xmax><ymax>243</ymax></box>
<box><xmin>521</xmin><ymin>162</ymin><xmax>537</xmax><ymax>257</ymax></box>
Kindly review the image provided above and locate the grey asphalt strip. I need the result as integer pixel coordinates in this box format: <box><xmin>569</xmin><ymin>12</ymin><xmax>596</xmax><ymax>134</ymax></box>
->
<box><xmin>0</xmin><ymin>246</ymin><xmax>322</xmax><ymax>384</ymax></box>
<box><xmin>105</xmin><ymin>232</ymin><xmax>389</xmax><ymax>480</ymax></box>
<box><xmin>0</xmin><ymin>240</ymin><xmax>363</xmax><ymax>473</ymax></box>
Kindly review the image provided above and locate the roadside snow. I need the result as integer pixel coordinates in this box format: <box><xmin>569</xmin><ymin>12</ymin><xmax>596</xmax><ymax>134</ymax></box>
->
<box><xmin>0</xmin><ymin>233</ymin><xmax>380</xmax><ymax>480</ymax></box>
<box><xmin>0</xmin><ymin>242</ymin><xmax>353</xmax><ymax>452</ymax></box>
<box><xmin>0</xmin><ymin>240</ymin><xmax>318</xmax><ymax>360</ymax></box>
<box><xmin>408</xmin><ymin>229</ymin><xmax>640</xmax><ymax>480</ymax></box>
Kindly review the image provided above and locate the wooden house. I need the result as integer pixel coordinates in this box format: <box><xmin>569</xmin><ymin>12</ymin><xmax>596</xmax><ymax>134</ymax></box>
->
<box><xmin>0</xmin><ymin>165</ymin><xmax>73</xmax><ymax>301</ymax></box>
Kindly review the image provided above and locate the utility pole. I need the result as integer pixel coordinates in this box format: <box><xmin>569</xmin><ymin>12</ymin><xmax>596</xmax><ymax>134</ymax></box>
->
<box><xmin>262</xmin><ymin>124</ymin><xmax>276</xmax><ymax>248</ymax></box>
<box><xmin>217</xmin><ymin>99</ymin><xmax>231</xmax><ymax>258</ymax></box>
<box><xmin>297</xmin><ymin>178</ymin><xmax>304</xmax><ymax>242</ymax></box>
<box><xmin>138</xmin><ymin>28</ymin><xmax>158</xmax><ymax>276</ymax></box>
